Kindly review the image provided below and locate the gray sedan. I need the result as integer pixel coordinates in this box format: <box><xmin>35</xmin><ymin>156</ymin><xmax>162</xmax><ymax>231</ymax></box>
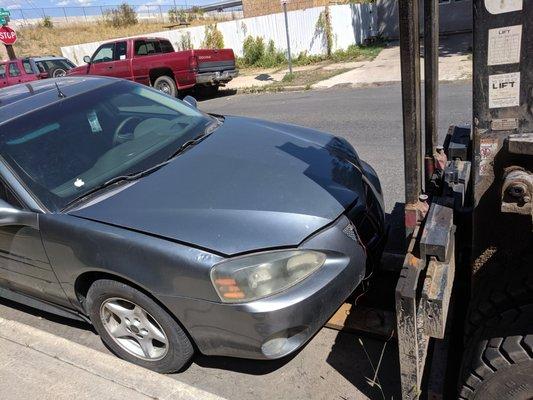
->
<box><xmin>0</xmin><ymin>77</ymin><xmax>385</xmax><ymax>372</ymax></box>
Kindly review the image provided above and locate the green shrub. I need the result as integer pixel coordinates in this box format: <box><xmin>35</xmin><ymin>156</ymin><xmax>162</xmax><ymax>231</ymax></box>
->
<box><xmin>105</xmin><ymin>3</ymin><xmax>137</xmax><ymax>28</ymax></box>
<box><xmin>243</xmin><ymin>36</ymin><xmax>264</xmax><ymax>66</ymax></box>
<box><xmin>202</xmin><ymin>24</ymin><xmax>224</xmax><ymax>49</ymax></box>
<box><xmin>242</xmin><ymin>37</ymin><xmax>285</xmax><ymax>68</ymax></box>
<box><xmin>176</xmin><ymin>32</ymin><xmax>193</xmax><ymax>51</ymax></box>
<box><xmin>40</xmin><ymin>16</ymin><xmax>53</xmax><ymax>29</ymax></box>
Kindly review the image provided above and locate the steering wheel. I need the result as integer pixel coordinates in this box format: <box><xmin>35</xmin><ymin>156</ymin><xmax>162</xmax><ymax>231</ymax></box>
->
<box><xmin>113</xmin><ymin>116</ymin><xmax>142</xmax><ymax>145</ymax></box>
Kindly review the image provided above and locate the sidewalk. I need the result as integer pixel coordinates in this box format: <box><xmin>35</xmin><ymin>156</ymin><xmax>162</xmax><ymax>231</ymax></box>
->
<box><xmin>312</xmin><ymin>44</ymin><xmax>472</xmax><ymax>89</ymax></box>
<box><xmin>225</xmin><ymin>34</ymin><xmax>472</xmax><ymax>92</ymax></box>
<box><xmin>0</xmin><ymin>317</ymin><xmax>225</xmax><ymax>400</ymax></box>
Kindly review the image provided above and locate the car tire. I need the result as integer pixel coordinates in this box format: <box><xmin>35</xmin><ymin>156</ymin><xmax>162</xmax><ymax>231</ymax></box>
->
<box><xmin>458</xmin><ymin>304</ymin><xmax>533</xmax><ymax>399</ymax></box>
<box><xmin>153</xmin><ymin>76</ymin><xmax>178</xmax><ymax>97</ymax></box>
<box><xmin>48</xmin><ymin>67</ymin><xmax>67</xmax><ymax>78</ymax></box>
<box><xmin>86</xmin><ymin>279</ymin><xmax>194</xmax><ymax>373</ymax></box>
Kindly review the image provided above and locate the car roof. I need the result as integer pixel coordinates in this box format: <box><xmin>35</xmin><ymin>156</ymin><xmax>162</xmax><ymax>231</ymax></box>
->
<box><xmin>1</xmin><ymin>56</ymin><xmax>69</xmax><ymax>63</ymax></box>
<box><xmin>32</xmin><ymin>56</ymin><xmax>70</xmax><ymax>62</ymax></box>
<box><xmin>0</xmin><ymin>76</ymin><xmax>117</xmax><ymax>124</ymax></box>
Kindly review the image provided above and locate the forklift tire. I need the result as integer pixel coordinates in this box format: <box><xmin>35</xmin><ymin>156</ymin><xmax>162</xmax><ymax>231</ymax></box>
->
<box><xmin>458</xmin><ymin>304</ymin><xmax>533</xmax><ymax>400</ymax></box>
<box><xmin>464</xmin><ymin>254</ymin><xmax>533</xmax><ymax>345</ymax></box>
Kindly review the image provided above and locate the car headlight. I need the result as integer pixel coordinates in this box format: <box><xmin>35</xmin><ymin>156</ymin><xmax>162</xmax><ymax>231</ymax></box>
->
<box><xmin>210</xmin><ymin>250</ymin><xmax>327</xmax><ymax>303</ymax></box>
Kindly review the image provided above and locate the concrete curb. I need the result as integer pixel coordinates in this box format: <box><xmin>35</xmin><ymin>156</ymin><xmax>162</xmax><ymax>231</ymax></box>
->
<box><xmin>0</xmin><ymin>317</ymin><xmax>226</xmax><ymax>400</ymax></box>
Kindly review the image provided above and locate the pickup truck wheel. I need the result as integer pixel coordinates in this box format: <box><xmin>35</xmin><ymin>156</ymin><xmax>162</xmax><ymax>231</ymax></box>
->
<box><xmin>86</xmin><ymin>279</ymin><xmax>194</xmax><ymax>373</ymax></box>
<box><xmin>458</xmin><ymin>305</ymin><xmax>533</xmax><ymax>399</ymax></box>
<box><xmin>153</xmin><ymin>76</ymin><xmax>177</xmax><ymax>97</ymax></box>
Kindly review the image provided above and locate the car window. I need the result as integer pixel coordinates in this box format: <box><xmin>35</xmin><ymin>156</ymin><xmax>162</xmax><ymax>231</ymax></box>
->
<box><xmin>37</xmin><ymin>59</ymin><xmax>75</xmax><ymax>72</ymax></box>
<box><xmin>35</xmin><ymin>62</ymin><xmax>47</xmax><ymax>73</ymax></box>
<box><xmin>114</xmin><ymin>41</ymin><xmax>127</xmax><ymax>61</ymax></box>
<box><xmin>0</xmin><ymin>180</ymin><xmax>22</xmax><ymax>209</ymax></box>
<box><xmin>0</xmin><ymin>81</ymin><xmax>214</xmax><ymax>211</ymax></box>
<box><xmin>134</xmin><ymin>40</ymin><xmax>147</xmax><ymax>56</ymax></box>
<box><xmin>8</xmin><ymin>63</ymin><xmax>21</xmax><ymax>77</ymax></box>
<box><xmin>135</xmin><ymin>40</ymin><xmax>160</xmax><ymax>56</ymax></box>
<box><xmin>22</xmin><ymin>59</ymin><xmax>34</xmax><ymax>74</ymax></box>
<box><xmin>0</xmin><ymin>64</ymin><xmax>5</xmax><ymax>78</ymax></box>
<box><xmin>92</xmin><ymin>43</ymin><xmax>114</xmax><ymax>64</ymax></box>
<box><xmin>160</xmin><ymin>40</ymin><xmax>174</xmax><ymax>53</ymax></box>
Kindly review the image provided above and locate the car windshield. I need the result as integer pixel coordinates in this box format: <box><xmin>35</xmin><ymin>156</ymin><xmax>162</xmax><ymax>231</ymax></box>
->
<box><xmin>0</xmin><ymin>81</ymin><xmax>214</xmax><ymax>211</ymax></box>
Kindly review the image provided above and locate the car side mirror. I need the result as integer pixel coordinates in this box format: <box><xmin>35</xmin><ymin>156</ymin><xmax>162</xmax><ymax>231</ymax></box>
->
<box><xmin>83</xmin><ymin>55</ymin><xmax>91</xmax><ymax>64</ymax></box>
<box><xmin>183</xmin><ymin>95</ymin><xmax>198</xmax><ymax>109</ymax></box>
<box><xmin>0</xmin><ymin>200</ymin><xmax>39</xmax><ymax>229</ymax></box>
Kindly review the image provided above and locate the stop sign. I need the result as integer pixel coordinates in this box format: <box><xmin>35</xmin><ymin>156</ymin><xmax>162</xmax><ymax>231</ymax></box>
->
<box><xmin>0</xmin><ymin>26</ymin><xmax>17</xmax><ymax>45</ymax></box>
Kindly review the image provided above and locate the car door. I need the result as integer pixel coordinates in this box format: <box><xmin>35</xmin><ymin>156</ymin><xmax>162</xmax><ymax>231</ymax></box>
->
<box><xmin>0</xmin><ymin>178</ymin><xmax>68</xmax><ymax>306</ymax></box>
<box><xmin>6</xmin><ymin>61</ymin><xmax>23</xmax><ymax>86</ymax></box>
<box><xmin>88</xmin><ymin>42</ymin><xmax>116</xmax><ymax>77</ymax></box>
<box><xmin>111</xmin><ymin>41</ymin><xmax>132</xmax><ymax>81</ymax></box>
<box><xmin>21</xmin><ymin>58</ymin><xmax>38</xmax><ymax>82</ymax></box>
<box><xmin>0</xmin><ymin>64</ymin><xmax>7</xmax><ymax>88</ymax></box>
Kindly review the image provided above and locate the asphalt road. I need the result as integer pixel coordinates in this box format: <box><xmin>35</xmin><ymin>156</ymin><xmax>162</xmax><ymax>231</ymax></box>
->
<box><xmin>0</xmin><ymin>83</ymin><xmax>471</xmax><ymax>400</ymax></box>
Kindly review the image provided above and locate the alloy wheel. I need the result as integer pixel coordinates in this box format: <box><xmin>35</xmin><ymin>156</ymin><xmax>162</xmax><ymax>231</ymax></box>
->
<box><xmin>99</xmin><ymin>297</ymin><xmax>169</xmax><ymax>361</ymax></box>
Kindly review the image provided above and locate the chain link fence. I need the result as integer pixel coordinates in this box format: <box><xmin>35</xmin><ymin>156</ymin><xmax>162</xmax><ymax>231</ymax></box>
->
<box><xmin>8</xmin><ymin>4</ymin><xmax>243</xmax><ymax>27</ymax></box>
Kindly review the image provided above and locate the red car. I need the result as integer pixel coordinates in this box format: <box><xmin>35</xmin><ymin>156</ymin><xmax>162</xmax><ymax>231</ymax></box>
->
<box><xmin>68</xmin><ymin>37</ymin><xmax>238</xmax><ymax>97</ymax></box>
<box><xmin>0</xmin><ymin>56</ymin><xmax>75</xmax><ymax>89</ymax></box>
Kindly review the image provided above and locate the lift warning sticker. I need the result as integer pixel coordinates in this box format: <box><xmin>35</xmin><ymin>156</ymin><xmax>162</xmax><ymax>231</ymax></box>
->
<box><xmin>485</xmin><ymin>0</ymin><xmax>522</xmax><ymax>14</ymax></box>
<box><xmin>489</xmin><ymin>72</ymin><xmax>520</xmax><ymax>108</ymax></box>
<box><xmin>488</xmin><ymin>25</ymin><xmax>522</xmax><ymax>65</ymax></box>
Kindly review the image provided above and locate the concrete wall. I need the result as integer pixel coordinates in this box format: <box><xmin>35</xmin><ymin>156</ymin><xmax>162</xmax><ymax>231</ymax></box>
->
<box><xmin>61</xmin><ymin>3</ymin><xmax>377</xmax><ymax>65</ymax></box>
<box><xmin>376</xmin><ymin>0</ymin><xmax>472</xmax><ymax>38</ymax></box>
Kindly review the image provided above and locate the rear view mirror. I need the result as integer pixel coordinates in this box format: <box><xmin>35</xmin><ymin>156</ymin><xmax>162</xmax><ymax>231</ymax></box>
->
<box><xmin>83</xmin><ymin>55</ymin><xmax>91</xmax><ymax>64</ymax></box>
<box><xmin>183</xmin><ymin>95</ymin><xmax>198</xmax><ymax>109</ymax></box>
<box><xmin>0</xmin><ymin>200</ymin><xmax>38</xmax><ymax>229</ymax></box>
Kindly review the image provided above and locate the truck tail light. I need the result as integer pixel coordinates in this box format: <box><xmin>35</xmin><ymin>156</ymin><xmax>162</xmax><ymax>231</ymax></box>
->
<box><xmin>189</xmin><ymin>56</ymin><xmax>198</xmax><ymax>72</ymax></box>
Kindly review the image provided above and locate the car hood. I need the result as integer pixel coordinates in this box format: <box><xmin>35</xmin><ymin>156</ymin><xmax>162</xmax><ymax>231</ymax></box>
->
<box><xmin>70</xmin><ymin>116</ymin><xmax>366</xmax><ymax>255</ymax></box>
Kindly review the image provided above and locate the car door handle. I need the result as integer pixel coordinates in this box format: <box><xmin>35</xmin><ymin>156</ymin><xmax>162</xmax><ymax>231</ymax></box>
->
<box><xmin>107</xmin><ymin>66</ymin><xmax>113</xmax><ymax>69</ymax></box>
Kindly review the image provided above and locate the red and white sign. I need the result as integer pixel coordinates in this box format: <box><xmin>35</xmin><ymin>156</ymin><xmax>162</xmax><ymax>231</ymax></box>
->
<box><xmin>0</xmin><ymin>26</ymin><xmax>17</xmax><ymax>46</ymax></box>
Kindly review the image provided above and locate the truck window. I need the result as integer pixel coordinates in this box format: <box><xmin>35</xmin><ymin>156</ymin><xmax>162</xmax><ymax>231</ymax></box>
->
<box><xmin>92</xmin><ymin>43</ymin><xmax>114</xmax><ymax>64</ymax></box>
<box><xmin>114</xmin><ymin>41</ymin><xmax>127</xmax><ymax>61</ymax></box>
<box><xmin>22</xmin><ymin>59</ymin><xmax>34</xmax><ymax>74</ymax></box>
<box><xmin>135</xmin><ymin>40</ymin><xmax>160</xmax><ymax>56</ymax></box>
<box><xmin>0</xmin><ymin>64</ymin><xmax>5</xmax><ymax>78</ymax></box>
<box><xmin>8</xmin><ymin>63</ymin><xmax>21</xmax><ymax>77</ymax></box>
<box><xmin>159</xmin><ymin>40</ymin><xmax>174</xmax><ymax>53</ymax></box>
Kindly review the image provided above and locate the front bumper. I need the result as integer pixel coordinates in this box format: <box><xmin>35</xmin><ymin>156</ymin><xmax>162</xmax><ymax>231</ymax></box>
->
<box><xmin>159</xmin><ymin>215</ymin><xmax>367</xmax><ymax>360</ymax></box>
<box><xmin>196</xmin><ymin>69</ymin><xmax>239</xmax><ymax>85</ymax></box>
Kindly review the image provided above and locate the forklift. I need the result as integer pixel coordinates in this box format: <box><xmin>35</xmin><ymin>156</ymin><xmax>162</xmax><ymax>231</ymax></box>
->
<box><xmin>390</xmin><ymin>0</ymin><xmax>531</xmax><ymax>397</ymax></box>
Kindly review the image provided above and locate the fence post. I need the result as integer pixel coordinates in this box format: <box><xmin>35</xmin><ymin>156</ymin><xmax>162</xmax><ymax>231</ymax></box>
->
<box><xmin>159</xmin><ymin>5</ymin><xmax>163</xmax><ymax>22</ymax></box>
<box><xmin>63</xmin><ymin>7</ymin><xmax>68</xmax><ymax>23</ymax></box>
<box><xmin>282</xmin><ymin>1</ymin><xmax>293</xmax><ymax>74</ymax></box>
<box><xmin>83</xmin><ymin>7</ymin><xmax>87</xmax><ymax>22</ymax></box>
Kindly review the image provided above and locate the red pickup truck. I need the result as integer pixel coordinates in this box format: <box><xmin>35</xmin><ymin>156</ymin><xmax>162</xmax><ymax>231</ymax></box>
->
<box><xmin>68</xmin><ymin>37</ymin><xmax>238</xmax><ymax>97</ymax></box>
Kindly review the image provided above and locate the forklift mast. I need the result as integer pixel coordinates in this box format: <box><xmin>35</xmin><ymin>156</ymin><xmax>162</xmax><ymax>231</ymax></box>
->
<box><xmin>394</xmin><ymin>0</ymin><xmax>532</xmax><ymax>398</ymax></box>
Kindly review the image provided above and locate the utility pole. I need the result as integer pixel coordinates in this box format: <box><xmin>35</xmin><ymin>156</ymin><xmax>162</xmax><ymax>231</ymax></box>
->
<box><xmin>282</xmin><ymin>0</ymin><xmax>293</xmax><ymax>74</ymax></box>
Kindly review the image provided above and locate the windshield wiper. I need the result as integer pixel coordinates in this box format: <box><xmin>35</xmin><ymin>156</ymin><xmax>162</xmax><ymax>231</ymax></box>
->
<box><xmin>166</xmin><ymin>120</ymin><xmax>220</xmax><ymax>161</ymax></box>
<box><xmin>63</xmin><ymin>163</ymin><xmax>167</xmax><ymax>210</ymax></box>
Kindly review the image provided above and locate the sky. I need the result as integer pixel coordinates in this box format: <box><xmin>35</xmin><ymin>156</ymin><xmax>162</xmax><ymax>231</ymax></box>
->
<box><xmin>0</xmin><ymin>0</ymin><xmax>218</xmax><ymax>12</ymax></box>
